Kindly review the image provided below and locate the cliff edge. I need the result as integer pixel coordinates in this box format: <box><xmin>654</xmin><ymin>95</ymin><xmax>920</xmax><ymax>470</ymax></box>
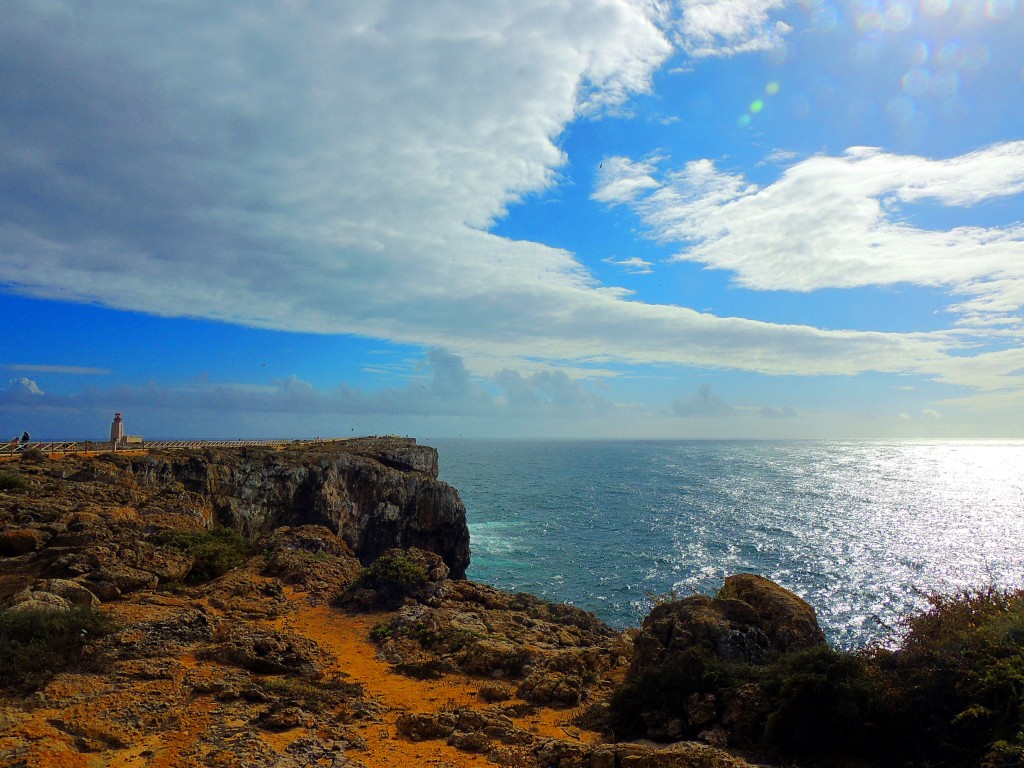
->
<box><xmin>0</xmin><ymin>442</ymin><xmax>770</xmax><ymax>768</ymax></box>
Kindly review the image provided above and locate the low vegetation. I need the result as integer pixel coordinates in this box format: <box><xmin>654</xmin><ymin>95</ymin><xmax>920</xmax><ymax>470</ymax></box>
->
<box><xmin>0</xmin><ymin>605</ymin><xmax>117</xmax><ymax>693</ymax></box>
<box><xmin>156</xmin><ymin>526</ymin><xmax>252</xmax><ymax>583</ymax></box>
<box><xmin>342</xmin><ymin>549</ymin><xmax>429</xmax><ymax>608</ymax></box>
<box><xmin>0</xmin><ymin>472</ymin><xmax>29</xmax><ymax>493</ymax></box>
<box><xmin>610</xmin><ymin>587</ymin><xmax>1024</xmax><ymax>767</ymax></box>
<box><xmin>18</xmin><ymin>447</ymin><xmax>47</xmax><ymax>464</ymax></box>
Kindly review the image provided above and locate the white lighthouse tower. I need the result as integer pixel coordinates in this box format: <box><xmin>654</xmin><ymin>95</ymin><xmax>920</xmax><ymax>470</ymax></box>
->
<box><xmin>110</xmin><ymin>412</ymin><xmax>125</xmax><ymax>447</ymax></box>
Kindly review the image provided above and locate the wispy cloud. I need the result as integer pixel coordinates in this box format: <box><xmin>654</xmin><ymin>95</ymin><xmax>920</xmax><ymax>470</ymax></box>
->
<box><xmin>3</xmin><ymin>364</ymin><xmax>111</xmax><ymax>375</ymax></box>
<box><xmin>599</xmin><ymin>143</ymin><xmax>1024</xmax><ymax>329</ymax></box>
<box><xmin>603</xmin><ymin>256</ymin><xmax>654</xmax><ymax>274</ymax></box>
<box><xmin>673</xmin><ymin>383</ymin><xmax>734</xmax><ymax>417</ymax></box>
<box><xmin>0</xmin><ymin>350</ymin><xmax>617</xmax><ymax>420</ymax></box>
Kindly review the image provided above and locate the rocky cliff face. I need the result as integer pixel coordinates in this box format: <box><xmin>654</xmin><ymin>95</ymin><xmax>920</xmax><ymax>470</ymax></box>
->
<box><xmin>0</xmin><ymin>443</ymin><xmax>818</xmax><ymax>768</ymax></box>
<box><xmin>16</xmin><ymin>437</ymin><xmax>469</xmax><ymax>581</ymax></box>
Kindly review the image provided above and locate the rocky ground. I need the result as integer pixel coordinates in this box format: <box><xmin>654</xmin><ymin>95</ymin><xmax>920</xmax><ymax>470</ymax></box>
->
<box><xmin>0</xmin><ymin>443</ymin><xmax>823</xmax><ymax>767</ymax></box>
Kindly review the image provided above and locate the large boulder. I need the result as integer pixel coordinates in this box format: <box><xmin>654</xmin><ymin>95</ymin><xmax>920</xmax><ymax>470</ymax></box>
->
<box><xmin>633</xmin><ymin>575</ymin><xmax>825</xmax><ymax>672</ymax></box>
<box><xmin>718</xmin><ymin>573</ymin><xmax>825</xmax><ymax>652</ymax></box>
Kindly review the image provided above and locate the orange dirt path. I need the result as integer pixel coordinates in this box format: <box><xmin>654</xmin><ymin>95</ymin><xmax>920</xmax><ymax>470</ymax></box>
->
<box><xmin>274</xmin><ymin>605</ymin><xmax>593</xmax><ymax>768</ymax></box>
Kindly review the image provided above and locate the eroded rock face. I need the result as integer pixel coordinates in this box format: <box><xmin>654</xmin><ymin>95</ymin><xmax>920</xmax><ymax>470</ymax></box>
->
<box><xmin>0</xmin><ymin>438</ymin><xmax>470</xmax><ymax>593</ymax></box>
<box><xmin>119</xmin><ymin>438</ymin><xmax>470</xmax><ymax>578</ymax></box>
<box><xmin>632</xmin><ymin>575</ymin><xmax>825</xmax><ymax>672</ymax></box>
<box><xmin>373</xmin><ymin>579</ymin><xmax>626</xmax><ymax>707</ymax></box>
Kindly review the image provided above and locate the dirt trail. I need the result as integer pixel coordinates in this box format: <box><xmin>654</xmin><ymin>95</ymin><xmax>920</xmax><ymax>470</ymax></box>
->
<box><xmin>274</xmin><ymin>604</ymin><xmax>595</xmax><ymax>768</ymax></box>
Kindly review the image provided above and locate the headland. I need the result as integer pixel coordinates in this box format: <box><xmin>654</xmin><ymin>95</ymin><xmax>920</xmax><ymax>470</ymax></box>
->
<box><xmin>0</xmin><ymin>439</ymin><xmax>1021</xmax><ymax>767</ymax></box>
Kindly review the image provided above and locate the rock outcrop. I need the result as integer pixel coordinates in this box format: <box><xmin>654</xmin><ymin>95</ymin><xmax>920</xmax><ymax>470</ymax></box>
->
<box><xmin>0</xmin><ymin>437</ymin><xmax>469</xmax><ymax>602</ymax></box>
<box><xmin>633</xmin><ymin>573</ymin><xmax>826</xmax><ymax>672</ymax></box>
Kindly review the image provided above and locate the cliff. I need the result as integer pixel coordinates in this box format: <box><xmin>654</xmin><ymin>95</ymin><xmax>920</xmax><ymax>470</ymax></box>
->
<box><xmin>2</xmin><ymin>437</ymin><xmax>470</xmax><ymax>582</ymax></box>
<box><xmin>0</xmin><ymin>442</ymin><xmax>800</xmax><ymax>768</ymax></box>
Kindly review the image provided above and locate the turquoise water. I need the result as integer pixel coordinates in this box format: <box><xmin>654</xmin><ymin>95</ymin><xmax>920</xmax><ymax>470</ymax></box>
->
<box><xmin>431</xmin><ymin>439</ymin><xmax>1024</xmax><ymax>649</ymax></box>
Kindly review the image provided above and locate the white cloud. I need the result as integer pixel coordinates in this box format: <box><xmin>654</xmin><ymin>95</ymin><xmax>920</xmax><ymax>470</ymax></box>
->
<box><xmin>1</xmin><ymin>2</ymin><xmax>1022</xmax><ymax>414</ymax></box>
<box><xmin>673</xmin><ymin>0</ymin><xmax>790</xmax><ymax>58</ymax></box>
<box><xmin>759</xmin><ymin>405</ymin><xmax>797</xmax><ymax>418</ymax></box>
<box><xmin>3</xmin><ymin>377</ymin><xmax>44</xmax><ymax>400</ymax></box>
<box><xmin>603</xmin><ymin>256</ymin><xmax>655</xmax><ymax>274</ymax></box>
<box><xmin>3</xmin><ymin>364</ymin><xmax>111</xmax><ymax>375</ymax></box>
<box><xmin>593</xmin><ymin>156</ymin><xmax>663</xmax><ymax>204</ymax></box>
<box><xmin>606</xmin><ymin>143</ymin><xmax>1024</xmax><ymax>328</ymax></box>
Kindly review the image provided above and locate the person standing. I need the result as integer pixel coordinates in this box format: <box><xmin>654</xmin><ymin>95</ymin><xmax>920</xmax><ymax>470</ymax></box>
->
<box><xmin>20</xmin><ymin>431</ymin><xmax>30</xmax><ymax>445</ymax></box>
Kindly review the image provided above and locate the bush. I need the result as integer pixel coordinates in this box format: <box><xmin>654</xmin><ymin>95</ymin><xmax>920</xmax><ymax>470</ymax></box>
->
<box><xmin>880</xmin><ymin>588</ymin><xmax>1024</xmax><ymax>766</ymax></box>
<box><xmin>0</xmin><ymin>472</ymin><xmax>29</xmax><ymax>492</ymax></box>
<box><xmin>156</xmin><ymin>526</ymin><xmax>251</xmax><ymax>583</ymax></box>
<box><xmin>611</xmin><ymin>588</ymin><xmax>1024</xmax><ymax>767</ymax></box>
<box><xmin>762</xmin><ymin>646</ymin><xmax>883</xmax><ymax>759</ymax></box>
<box><xmin>0</xmin><ymin>605</ymin><xmax>116</xmax><ymax>692</ymax></box>
<box><xmin>19</xmin><ymin>447</ymin><xmax>46</xmax><ymax>464</ymax></box>
<box><xmin>343</xmin><ymin>549</ymin><xmax>429</xmax><ymax>608</ymax></box>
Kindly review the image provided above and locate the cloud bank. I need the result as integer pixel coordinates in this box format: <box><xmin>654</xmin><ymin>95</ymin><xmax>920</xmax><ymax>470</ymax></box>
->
<box><xmin>1</xmin><ymin>0</ymin><xmax>1021</xmax><ymax>411</ymax></box>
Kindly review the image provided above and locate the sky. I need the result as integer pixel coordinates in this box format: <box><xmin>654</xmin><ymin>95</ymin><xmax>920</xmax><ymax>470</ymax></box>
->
<box><xmin>1</xmin><ymin>0</ymin><xmax>1023</xmax><ymax>440</ymax></box>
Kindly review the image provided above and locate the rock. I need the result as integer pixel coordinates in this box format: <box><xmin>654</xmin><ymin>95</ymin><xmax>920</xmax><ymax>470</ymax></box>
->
<box><xmin>207</xmin><ymin>627</ymin><xmax>328</xmax><ymax>677</ymax></box>
<box><xmin>517</xmin><ymin>670</ymin><xmax>586</xmax><ymax>706</ymax></box>
<box><xmin>447</xmin><ymin>729</ymin><xmax>491</xmax><ymax>752</ymax></box>
<box><xmin>396</xmin><ymin>711</ymin><xmax>458</xmax><ymax>741</ymax></box>
<box><xmin>478</xmin><ymin>682</ymin><xmax>513</xmax><ymax>702</ymax></box>
<box><xmin>0</xmin><ymin>528</ymin><xmax>50</xmax><ymax>556</ymax></box>
<box><xmin>258</xmin><ymin>704</ymin><xmax>313</xmax><ymax>731</ymax></box>
<box><xmin>632</xmin><ymin>576</ymin><xmax>825</xmax><ymax>672</ymax></box>
<box><xmin>9</xmin><ymin>591</ymin><xmax>71</xmax><ymax>612</ymax></box>
<box><xmin>82</xmin><ymin>579</ymin><xmax>121</xmax><ymax>602</ymax></box>
<box><xmin>117</xmin><ymin>438</ymin><xmax>471</xmax><ymax>577</ymax></box>
<box><xmin>718</xmin><ymin>573</ymin><xmax>826</xmax><ymax>652</ymax></box>
<box><xmin>462</xmin><ymin>638</ymin><xmax>523</xmax><ymax>678</ymax></box>
<box><xmin>30</xmin><ymin>578</ymin><xmax>101</xmax><ymax>607</ymax></box>
<box><xmin>88</xmin><ymin>565</ymin><xmax>159</xmax><ymax>594</ymax></box>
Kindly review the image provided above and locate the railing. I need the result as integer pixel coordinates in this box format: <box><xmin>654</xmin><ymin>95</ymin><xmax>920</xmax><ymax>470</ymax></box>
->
<box><xmin>0</xmin><ymin>438</ymin><xmax>320</xmax><ymax>458</ymax></box>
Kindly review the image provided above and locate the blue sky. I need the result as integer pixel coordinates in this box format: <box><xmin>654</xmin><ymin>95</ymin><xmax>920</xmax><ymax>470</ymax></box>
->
<box><xmin>2</xmin><ymin>0</ymin><xmax>1023</xmax><ymax>440</ymax></box>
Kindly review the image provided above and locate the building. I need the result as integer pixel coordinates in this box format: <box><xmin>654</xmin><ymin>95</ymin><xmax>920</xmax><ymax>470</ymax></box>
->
<box><xmin>110</xmin><ymin>413</ymin><xmax>124</xmax><ymax>446</ymax></box>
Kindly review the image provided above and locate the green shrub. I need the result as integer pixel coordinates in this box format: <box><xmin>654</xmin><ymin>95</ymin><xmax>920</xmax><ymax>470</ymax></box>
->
<box><xmin>612</xmin><ymin>588</ymin><xmax>1024</xmax><ymax>767</ymax></box>
<box><xmin>762</xmin><ymin>646</ymin><xmax>883</xmax><ymax>759</ymax></box>
<box><xmin>881</xmin><ymin>588</ymin><xmax>1024</xmax><ymax>766</ymax></box>
<box><xmin>0</xmin><ymin>605</ymin><xmax>116</xmax><ymax>692</ymax></box>
<box><xmin>343</xmin><ymin>549</ymin><xmax>429</xmax><ymax>608</ymax></box>
<box><xmin>156</xmin><ymin>526</ymin><xmax>251</xmax><ymax>583</ymax></box>
<box><xmin>610</xmin><ymin>647</ymin><xmax>742</xmax><ymax>739</ymax></box>
<box><xmin>19</xmin><ymin>447</ymin><xmax>47</xmax><ymax>464</ymax></box>
<box><xmin>0</xmin><ymin>472</ymin><xmax>29</xmax><ymax>492</ymax></box>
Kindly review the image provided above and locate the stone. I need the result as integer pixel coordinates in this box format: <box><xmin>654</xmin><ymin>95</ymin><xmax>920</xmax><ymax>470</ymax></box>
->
<box><xmin>32</xmin><ymin>578</ymin><xmax>100</xmax><ymax>607</ymax></box>
<box><xmin>718</xmin><ymin>573</ymin><xmax>826</xmax><ymax>652</ymax></box>
<box><xmin>0</xmin><ymin>528</ymin><xmax>50</xmax><ymax>556</ymax></box>
<box><xmin>9</xmin><ymin>591</ymin><xmax>71</xmax><ymax>612</ymax></box>
<box><xmin>88</xmin><ymin>565</ymin><xmax>159</xmax><ymax>594</ymax></box>
<box><xmin>207</xmin><ymin>627</ymin><xmax>328</xmax><ymax>677</ymax></box>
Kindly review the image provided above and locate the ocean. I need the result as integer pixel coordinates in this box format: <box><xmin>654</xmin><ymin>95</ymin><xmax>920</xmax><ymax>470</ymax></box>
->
<box><xmin>431</xmin><ymin>439</ymin><xmax>1024</xmax><ymax>649</ymax></box>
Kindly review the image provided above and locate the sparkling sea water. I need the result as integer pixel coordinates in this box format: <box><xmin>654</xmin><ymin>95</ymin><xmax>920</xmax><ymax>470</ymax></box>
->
<box><xmin>431</xmin><ymin>439</ymin><xmax>1024</xmax><ymax>649</ymax></box>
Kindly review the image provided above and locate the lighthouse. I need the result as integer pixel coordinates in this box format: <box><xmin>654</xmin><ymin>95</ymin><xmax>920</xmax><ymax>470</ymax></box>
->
<box><xmin>110</xmin><ymin>412</ymin><xmax>124</xmax><ymax>447</ymax></box>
